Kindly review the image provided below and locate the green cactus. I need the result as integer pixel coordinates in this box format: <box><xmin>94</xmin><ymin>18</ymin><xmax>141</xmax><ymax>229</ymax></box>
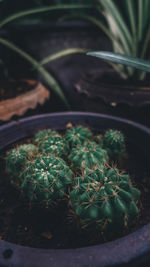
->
<box><xmin>68</xmin><ymin>141</ymin><xmax>108</xmax><ymax>170</ymax></box>
<box><xmin>6</xmin><ymin>144</ymin><xmax>37</xmax><ymax>176</ymax></box>
<box><xmin>34</xmin><ymin>129</ymin><xmax>61</xmax><ymax>144</ymax></box>
<box><xmin>19</xmin><ymin>156</ymin><xmax>73</xmax><ymax>207</ymax></box>
<box><xmin>38</xmin><ymin>136</ymin><xmax>69</xmax><ymax>158</ymax></box>
<box><xmin>34</xmin><ymin>129</ymin><xmax>69</xmax><ymax>158</ymax></box>
<box><xmin>70</xmin><ymin>166</ymin><xmax>140</xmax><ymax>230</ymax></box>
<box><xmin>18</xmin><ymin>144</ymin><xmax>37</xmax><ymax>156</ymax></box>
<box><xmin>102</xmin><ymin>129</ymin><xmax>125</xmax><ymax>158</ymax></box>
<box><xmin>65</xmin><ymin>125</ymin><xmax>93</xmax><ymax>148</ymax></box>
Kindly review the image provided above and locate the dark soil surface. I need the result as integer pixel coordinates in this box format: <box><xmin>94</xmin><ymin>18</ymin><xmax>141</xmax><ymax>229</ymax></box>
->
<box><xmin>0</xmin><ymin>79</ymin><xmax>37</xmax><ymax>101</ymax></box>
<box><xmin>0</xmin><ymin>134</ymin><xmax>150</xmax><ymax>249</ymax></box>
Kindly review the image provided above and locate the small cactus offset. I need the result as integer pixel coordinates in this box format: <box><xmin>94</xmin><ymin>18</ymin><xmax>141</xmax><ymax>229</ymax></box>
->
<box><xmin>6</xmin><ymin>144</ymin><xmax>37</xmax><ymax>176</ymax></box>
<box><xmin>38</xmin><ymin>136</ymin><xmax>69</xmax><ymax>158</ymax></box>
<box><xmin>18</xmin><ymin>144</ymin><xmax>37</xmax><ymax>156</ymax></box>
<box><xmin>33</xmin><ymin>129</ymin><xmax>69</xmax><ymax>158</ymax></box>
<box><xmin>19</xmin><ymin>156</ymin><xmax>73</xmax><ymax>207</ymax></box>
<box><xmin>65</xmin><ymin>125</ymin><xmax>93</xmax><ymax>148</ymax></box>
<box><xmin>70</xmin><ymin>166</ymin><xmax>140</xmax><ymax>230</ymax></box>
<box><xmin>34</xmin><ymin>129</ymin><xmax>61</xmax><ymax>144</ymax></box>
<box><xmin>102</xmin><ymin>129</ymin><xmax>125</xmax><ymax>158</ymax></box>
<box><xmin>68</xmin><ymin>141</ymin><xmax>108</xmax><ymax>170</ymax></box>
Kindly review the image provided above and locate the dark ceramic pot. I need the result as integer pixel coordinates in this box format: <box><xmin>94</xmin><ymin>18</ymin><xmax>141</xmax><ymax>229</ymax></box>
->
<box><xmin>0</xmin><ymin>112</ymin><xmax>150</xmax><ymax>267</ymax></box>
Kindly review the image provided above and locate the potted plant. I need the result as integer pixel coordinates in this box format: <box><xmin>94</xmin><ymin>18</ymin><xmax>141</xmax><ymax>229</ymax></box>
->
<box><xmin>50</xmin><ymin>0</ymin><xmax>150</xmax><ymax>126</ymax></box>
<box><xmin>0</xmin><ymin>112</ymin><xmax>150</xmax><ymax>266</ymax></box>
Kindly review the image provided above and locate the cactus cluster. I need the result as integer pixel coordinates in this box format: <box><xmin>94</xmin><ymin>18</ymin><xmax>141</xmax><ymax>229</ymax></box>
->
<box><xmin>5</xmin><ymin>125</ymin><xmax>140</xmax><ymax>234</ymax></box>
<box><xmin>70</xmin><ymin>166</ymin><xmax>140</xmax><ymax>230</ymax></box>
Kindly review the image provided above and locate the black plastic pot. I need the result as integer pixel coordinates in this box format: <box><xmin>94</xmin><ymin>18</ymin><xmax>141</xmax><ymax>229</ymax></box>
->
<box><xmin>0</xmin><ymin>112</ymin><xmax>150</xmax><ymax>267</ymax></box>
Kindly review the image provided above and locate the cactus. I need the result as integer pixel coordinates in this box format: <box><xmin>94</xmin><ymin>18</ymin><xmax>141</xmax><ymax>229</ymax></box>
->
<box><xmin>70</xmin><ymin>166</ymin><xmax>140</xmax><ymax>230</ymax></box>
<box><xmin>34</xmin><ymin>129</ymin><xmax>61</xmax><ymax>144</ymax></box>
<box><xmin>18</xmin><ymin>144</ymin><xmax>37</xmax><ymax>156</ymax></box>
<box><xmin>65</xmin><ymin>125</ymin><xmax>93</xmax><ymax>148</ymax></box>
<box><xmin>68</xmin><ymin>141</ymin><xmax>108</xmax><ymax>170</ymax></box>
<box><xmin>19</xmin><ymin>156</ymin><xmax>73</xmax><ymax>207</ymax></box>
<box><xmin>33</xmin><ymin>128</ymin><xmax>69</xmax><ymax>158</ymax></box>
<box><xmin>6</xmin><ymin>144</ymin><xmax>37</xmax><ymax>176</ymax></box>
<box><xmin>38</xmin><ymin>136</ymin><xmax>69</xmax><ymax>158</ymax></box>
<box><xmin>102</xmin><ymin>129</ymin><xmax>125</xmax><ymax>158</ymax></box>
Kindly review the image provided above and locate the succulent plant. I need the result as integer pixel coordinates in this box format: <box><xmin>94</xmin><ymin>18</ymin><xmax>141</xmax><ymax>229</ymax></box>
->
<box><xmin>65</xmin><ymin>125</ymin><xmax>93</xmax><ymax>148</ymax></box>
<box><xmin>6</xmin><ymin>144</ymin><xmax>37</xmax><ymax>176</ymax></box>
<box><xmin>34</xmin><ymin>129</ymin><xmax>61</xmax><ymax>144</ymax></box>
<box><xmin>37</xmin><ymin>136</ymin><xmax>69</xmax><ymax>158</ymax></box>
<box><xmin>18</xmin><ymin>144</ymin><xmax>37</xmax><ymax>156</ymax></box>
<box><xmin>19</xmin><ymin>156</ymin><xmax>73</xmax><ymax>207</ymax></box>
<box><xmin>68</xmin><ymin>141</ymin><xmax>108</xmax><ymax>170</ymax></box>
<box><xmin>102</xmin><ymin>129</ymin><xmax>125</xmax><ymax>158</ymax></box>
<box><xmin>70</xmin><ymin>166</ymin><xmax>140</xmax><ymax>230</ymax></box>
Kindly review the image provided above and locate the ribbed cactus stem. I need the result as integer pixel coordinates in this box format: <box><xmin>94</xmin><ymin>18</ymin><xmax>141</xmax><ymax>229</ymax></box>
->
<box><xmin>6</xmin><ymin>144</ymin><xmax>37</xmax><ymax>176</ymax></box>
<box><xmin>68</xmin><ymin>141</ymin><xmax>108</xmax><ymax>170</ymax></box>
<box><xmin>70</xmin><ymin>166</ymin><xmax>140</xmax><ymax>230</ymax></box>
<box><xmin>102</xmin><ymin>129</ymin><xmax>125</xmax><ymax>158</ymax></box>
<box><xmin>34</xmin><ymin>129</ymin><xmax>69</xmax><ymax>158</ymax></box>
<box><xmin>19</xmin><ymin>156</ymin><xmax>73</xmax><ymax>207</ymax></box>
<box><xmin>65</xmin><ymin>126</ymin><xmax>93</xmax><ymax>148</ymax></box>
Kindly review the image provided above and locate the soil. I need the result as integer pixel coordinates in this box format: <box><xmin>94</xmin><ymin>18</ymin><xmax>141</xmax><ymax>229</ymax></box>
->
<box><xmin>0</xmin><ymin>79</ymin><xmax>38</xmax><ymax>101</ymax></box>
<box><xmin>0</xmin><ymin>132</ymin><xmax>150</xmax><ymax>249</ymax></box>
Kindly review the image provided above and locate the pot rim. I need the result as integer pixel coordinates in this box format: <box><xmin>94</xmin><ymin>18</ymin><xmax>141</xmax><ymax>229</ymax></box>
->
<box><xmin>0</xmin><ymin>111</ymin><xmax>150</xmax><ymax>267</ymax></box>
<box><xmin>75</xmin><ymin>70</ymin><xmax>150</xmax><ymax>107</ymax></box>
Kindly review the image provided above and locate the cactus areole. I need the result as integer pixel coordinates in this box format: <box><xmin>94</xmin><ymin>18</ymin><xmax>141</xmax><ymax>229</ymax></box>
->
<box><xmin>0</xmin><ymin>112</ymin><xmax>150</xmax><ymax>267</ymax></box>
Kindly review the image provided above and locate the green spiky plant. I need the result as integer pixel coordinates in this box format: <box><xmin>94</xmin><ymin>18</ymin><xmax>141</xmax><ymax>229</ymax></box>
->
<box><xmin>65</xmin><ymin>125</ymin><xmax>93</xmax><ymax>148</ymax></box>
<box><xmin>34</xmin><ymin>129</ymin><xmax>69</xmax><ymax>158</ymax></box>
<box><xmin>18</xmin><ymin>156</ymin><xmax>73</xmax><ymax>207</ymax></box>
<box><xmin>6</xmin><ymin>144</ymin><xmax>37</xmax><ymax>176</ymax></box>
<box><xmin>102</xmin><ymin>129</ymin><xmax>125</xmax><ymax>158</ymax></box>
<box><xmin>68</xmin><ymin>141</ymin><xmax>108</xmax><ymax>170</ymax></box>
<box><xmin>70</xmin><ymin>166</ymin><xmax>140</xmax><ymax>230</ymax></box>
<box><xmin>62</xmin><ymin>0</ymin><xmax>150</xmax><ymax>81</ymax></box>
<box><xmin>38</xmin><ymin>137</ymin><xmax>69</xmax><ymax>158</ymax></box>
<box><xmin>34</xmin><ymin>129</ymin><xmax>61</xmax><ymax>144</ymax></box>
<box><xmin>5</xmin><ymin>125</ymin><xmax>141</xmax><ymax>235</ymax></box>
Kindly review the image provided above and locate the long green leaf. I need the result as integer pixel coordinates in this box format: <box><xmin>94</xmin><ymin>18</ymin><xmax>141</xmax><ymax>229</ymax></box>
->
<box><xmin>87</xmin><ymin>51</ymin><xmax>150</xmax><ymax>73</ymax></box>
<box><xmin>99</xmin><ymin>0</ymin><xmax>132</xmax><ymax>54</ymax></box>
<box><xmin>39</xmin><ymin>48</ymin><xmax>88</xmax><ymax>67</ymax></box>
<box><xmin>0</xmin><ymin>4</ymin><xmax>92</xmax><ymax>28</ymax></box>
<box><xmin>126</xmin><ymin>0</ymin><xmax>136</xmax><ymax>47</ymax></box>
<box><xmin>0</xmin><ymin>38</ymin><xmax>69</xmax><ymax>108</ymax></box>
<box><xmin>60</xmin><ymin>13</ymin><xmax>128</xmax><ymax>55</ymax></box>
